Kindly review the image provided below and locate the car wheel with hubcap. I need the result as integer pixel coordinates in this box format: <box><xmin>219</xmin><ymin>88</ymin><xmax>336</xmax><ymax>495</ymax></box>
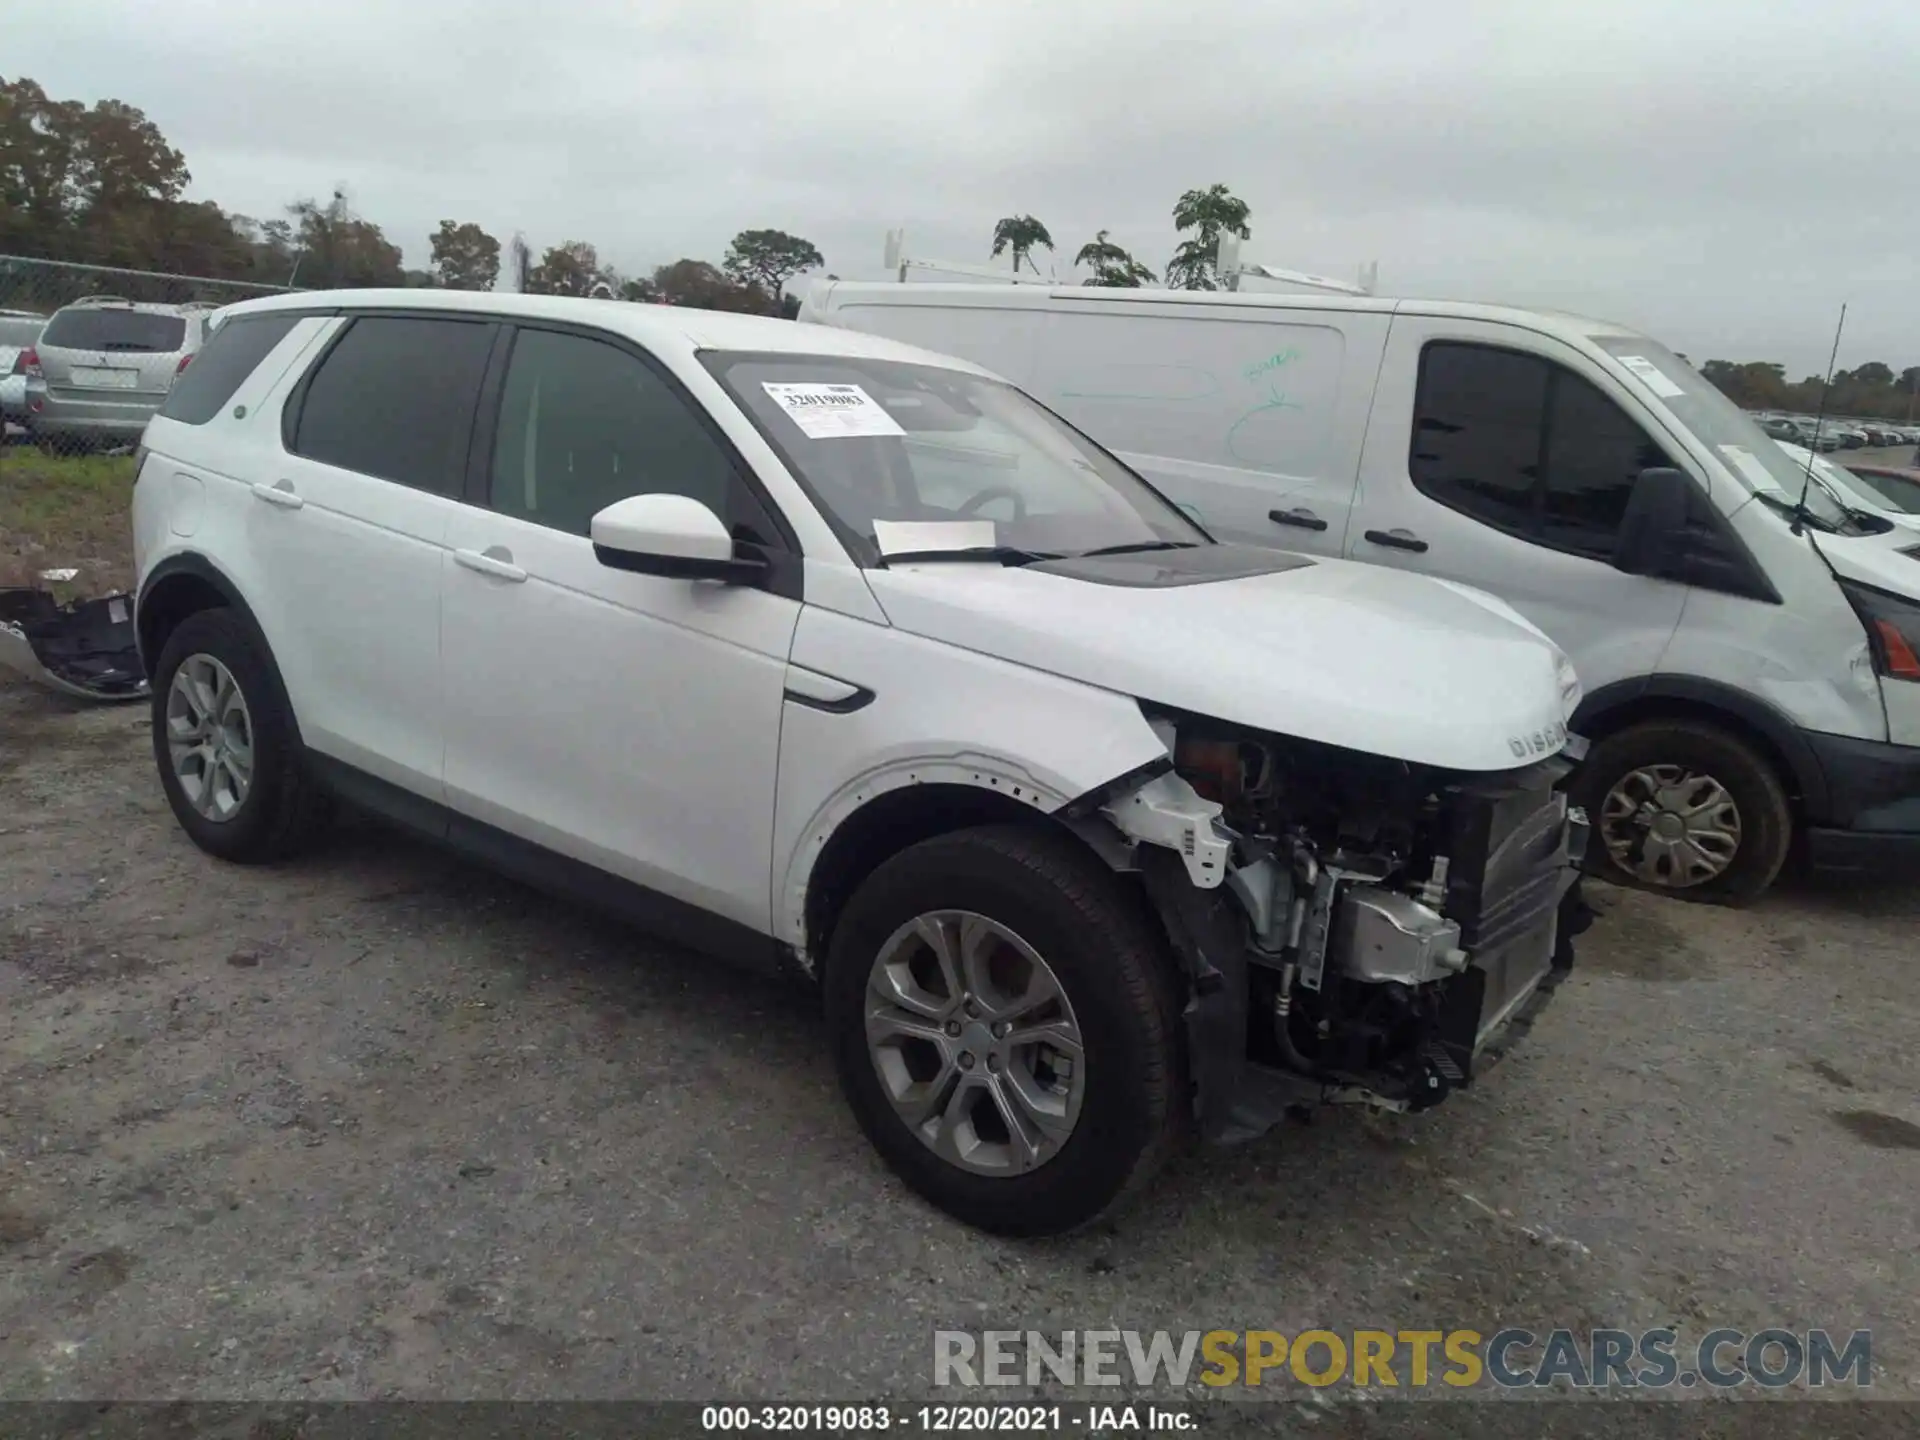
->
<box><xmin>151</xmin><ymin>608</ymin><xmax>328</xmax><ymax>863</ymax></box>
<box><xmin>824</xmin><ymin>825</ymin><xmax>1185</xmax><ymax>1236</ymax></box>
<box><xmin>1574</xmin><ymin>719</ymin><xmax>1791</xmax><ymax>903</ymax></box>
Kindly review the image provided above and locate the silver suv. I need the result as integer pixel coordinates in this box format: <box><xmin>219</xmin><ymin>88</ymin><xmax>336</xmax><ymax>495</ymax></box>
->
<box><xmin>25</xmin><ymin>298</ymin><xmax>216</xmax><ymax>450</ymax></box>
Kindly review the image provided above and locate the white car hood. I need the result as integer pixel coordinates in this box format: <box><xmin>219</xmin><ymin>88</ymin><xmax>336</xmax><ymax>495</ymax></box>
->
<box><xmin>1812</xmin><ymin>526</ymin><xmax>1920</xmax><ymax>596</ymax></box>
<box><xmin>863</xmin><ymin>554</ymin><xmax>1576</xmax><ymax>773</ymax></box>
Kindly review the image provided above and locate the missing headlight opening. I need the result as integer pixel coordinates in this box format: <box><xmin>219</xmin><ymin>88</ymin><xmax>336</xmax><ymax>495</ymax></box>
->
<box><xmin>1093</xmin><ymin>707</ymin><xmax>1591</xmax><ymax>1140</ymax></box>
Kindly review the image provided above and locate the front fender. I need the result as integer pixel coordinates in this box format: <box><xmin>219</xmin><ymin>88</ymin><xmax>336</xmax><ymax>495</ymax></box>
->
<box><xmin>771</xmin><ymin>606</ymin><xmax>1170</xmax><ymax>957</ymax></box>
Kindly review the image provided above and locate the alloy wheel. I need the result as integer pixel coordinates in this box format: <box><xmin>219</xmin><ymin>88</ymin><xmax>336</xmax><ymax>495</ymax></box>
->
<box><xmin>165</xmin><ymin>653</ymin><xmax>255</xmax><ymax>823</ymax></box>
<box><xmin>864</xmin><ymin>910</ymin><xmax>1086</xmax><ymax>1175</ymax></box>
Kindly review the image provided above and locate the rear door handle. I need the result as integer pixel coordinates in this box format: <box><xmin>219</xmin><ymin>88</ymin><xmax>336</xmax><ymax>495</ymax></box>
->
<box><xmin>1268</xmin><ymin>506</ymin><xmax>1328</xmax><ymax>532</ymax></box>
<box><xmin>1363</xmin><ymin>527</ymin><xmax>1429</xmax><ymax>554</ymax></box>
<box><xmin>250</xmin><ymin>480</ymin><xmax>303</xmax><ymax>510</ymax></box>
<box><xmin>453</xmin><ymin>546</ymin><xmax>528</xmax><ymax>583</ymax></box>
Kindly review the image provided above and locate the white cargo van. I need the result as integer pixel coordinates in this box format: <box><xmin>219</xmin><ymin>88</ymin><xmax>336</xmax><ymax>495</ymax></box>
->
<box><xmin>803</xmin><ymin>282</ymin><xmax>1920</xmax><ymax>901</ymax></box>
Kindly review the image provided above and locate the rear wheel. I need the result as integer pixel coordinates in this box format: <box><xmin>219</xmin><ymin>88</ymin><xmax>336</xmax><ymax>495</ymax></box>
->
<box><xmin>151</xmin><ymin>608</ymin><xmax>328</xmax><ymax>863</ymax></box>
<box><xmin>1574</xmin><ymin>719</ymin><xmax>1792</xmax><ymax>903</ymax></box>
<box><xmin>824</xmin><ymin>825</ymin><xmax>1185</xmax><ymax>1235</ymax></box>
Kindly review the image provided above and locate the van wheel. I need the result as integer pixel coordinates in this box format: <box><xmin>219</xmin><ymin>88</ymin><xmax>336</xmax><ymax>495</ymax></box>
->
<box><xmin>151</xmin><ymin>608</ymin><xmax>327</xmax><ymax>863</ymax></box>
<box><xmin>823</xmin><ymin>825</ymin><xmax>1185</xmax><ymax>1236</ymax></box>
<box><xmin>1573</xmin><ymin>720</ymin><xmax>1791</xmax><ymax>904</ymax></box>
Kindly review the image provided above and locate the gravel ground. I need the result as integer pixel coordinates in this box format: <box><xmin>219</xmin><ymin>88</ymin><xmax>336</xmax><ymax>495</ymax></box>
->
<box><xmin>1</xmin><ymin>672</ymin><xmax>1916</xmax><ymax>1411</ymax></box>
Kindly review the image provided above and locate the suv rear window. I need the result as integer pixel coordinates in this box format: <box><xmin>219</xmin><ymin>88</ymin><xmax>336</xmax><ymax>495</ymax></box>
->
<box><xmin>41</xmin><ymin>308</ymin><xmax>187</xmax><ymax>353</ymax></box>
<box><xmin>159</xmin><ymin>314</ymin><xmax>302</xmax><ymax>425</ymax></box>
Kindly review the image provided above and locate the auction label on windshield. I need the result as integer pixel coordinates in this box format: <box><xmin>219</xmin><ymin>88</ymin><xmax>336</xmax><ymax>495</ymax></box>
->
<box><xmin>762</xmin><ymin>382</ymin><xmax>907</xmax><ymax>439</ymax></box>
<box><xmin>1616</xmin><ymin>354</ymin><xmax>1686</xmax><ymax>399</ymax></box>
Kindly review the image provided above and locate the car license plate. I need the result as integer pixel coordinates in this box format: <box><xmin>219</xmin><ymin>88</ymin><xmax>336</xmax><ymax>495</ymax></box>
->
<box><xmin>73</xmin><ymin>367</ymin><xmax>139</xmax><ymax>390</ymax></box>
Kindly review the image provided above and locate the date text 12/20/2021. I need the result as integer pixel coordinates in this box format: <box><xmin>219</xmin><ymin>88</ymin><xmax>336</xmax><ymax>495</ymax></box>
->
<box><xmin>701</xmin><ymin>1405</ymin><xmax>1195</xmax><ymax>1432</ymax></box>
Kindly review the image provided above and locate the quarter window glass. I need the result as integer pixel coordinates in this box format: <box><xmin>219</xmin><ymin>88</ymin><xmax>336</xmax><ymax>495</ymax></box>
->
<box><xmin>292</xmin><ymin>316</ymin><xmax>494</xmax><ymax>494</ymax></box>
<box><xmin>161</xmin><ymin>314</ymin><xmax>300</xmax><ymax>424</ymax></box>
<box><xmin>490</xmin><ymin>328</ymin><xmax>736</xmax><ymax>537</ymax></box>
<box><xmin>1411</xmin><ymin>342</ymin><xmax>1674</xmax><ymax>557</ymax></box>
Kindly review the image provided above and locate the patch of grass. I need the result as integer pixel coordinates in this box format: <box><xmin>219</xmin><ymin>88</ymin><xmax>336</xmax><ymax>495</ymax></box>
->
<box><xmin>0</xmin><ymin>449</ymin><xmax>138</xmax><ymax>595</ymax></box>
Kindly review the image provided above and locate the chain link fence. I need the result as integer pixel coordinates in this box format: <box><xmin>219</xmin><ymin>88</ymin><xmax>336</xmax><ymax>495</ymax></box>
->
<box><xmin>1</xmin><ymin>255</ymin><xmax>300</xmax><ymax>458</ymax></box>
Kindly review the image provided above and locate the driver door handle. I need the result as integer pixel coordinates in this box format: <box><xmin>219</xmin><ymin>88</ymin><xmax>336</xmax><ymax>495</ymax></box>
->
<box><xmin>1363</xmin><ymin>527</ymin><xmax>1430</xmax><ymax>554</ymax></box>
<box><xmin>453</xmin><ymin>546</ymin><xmax>528</xmax><ymax>583</ymax></box>
<box><xmin>251</xmin><ymin>480</ymin><xmax>303</xmax><ymax>510</ymax></box>
<box><xmin>1269</xmin><ymin>506</ymin><xmax>1328</xmax><ymax>532</ymax></box>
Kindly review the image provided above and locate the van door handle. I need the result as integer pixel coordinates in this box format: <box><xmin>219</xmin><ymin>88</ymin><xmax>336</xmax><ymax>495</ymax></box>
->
<box><xmin>453</xmin><ymin>546</ymin><xmax>528</xmax><ymax>583</ymax></box>
<box><xmin>1268</xmin><ymin>507</ymin><xmax>1328</xmax><ymax>532</ymax></box>
<box><xmin>1363</xmin><ymin>528</ymin><xmax>1430</xmax><ymax>554</ymax></box>
<box><xmin>250</xmin><ymin>480</ymin><xmax>303</xmax><ymax>510</ymax></box>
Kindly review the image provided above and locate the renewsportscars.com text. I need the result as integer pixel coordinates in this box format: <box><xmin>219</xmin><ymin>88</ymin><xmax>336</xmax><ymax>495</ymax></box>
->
<box><xmin>934</xmin><ymin>1327</ymin><xmax>1872</xmax><ymax>1390</ymax></box>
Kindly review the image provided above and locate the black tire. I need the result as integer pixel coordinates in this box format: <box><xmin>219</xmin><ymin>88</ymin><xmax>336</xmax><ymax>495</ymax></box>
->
<box><xmin>150</xmin><ymin>607</ymin><xmax>328</xmax><ymax>863</ymax></box>
<box><xmin>1573</xmin><ymin>719</ymin><xmax>1792</xmax><ymax>904</ymax></box>
<box><xmin>823</xmin><ymin>824</ymin><xmax>1186</xmax><ymax>1236</ymax></box>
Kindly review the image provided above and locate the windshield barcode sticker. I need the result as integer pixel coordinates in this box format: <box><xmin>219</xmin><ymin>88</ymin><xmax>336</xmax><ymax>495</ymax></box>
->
<box><xmin>761</xmin><ymin>382</ymin><xmax>906</xmax><ymax>439</ymax></box>
<box><xmin>1617</xmin><ymin>355</ymin><xmax>1686</xmax><ymax>399</ymax></box>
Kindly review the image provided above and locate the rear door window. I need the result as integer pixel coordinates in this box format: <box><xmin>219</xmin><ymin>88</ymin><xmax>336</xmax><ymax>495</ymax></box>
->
<box><xmin>290</xmin><ymin>316</ymin><xmax>495</xmax><ymax>495</ymax></box>
<box><xmin>41</xmin><ymin>309</ymin><xmax>187</xmax><ymax>353</ymax></box>
<box><xmin>160</xmin><ymin>314</ymin><xmax>302</xmax><ymax>425</ymax></box>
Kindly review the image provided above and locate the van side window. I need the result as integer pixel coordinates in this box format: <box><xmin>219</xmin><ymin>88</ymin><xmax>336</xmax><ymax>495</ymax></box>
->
<box><xmin>488</xmin><ymin>327</ymin><xmax>738</xmax><ymax>538</ymax></box>
<box><xmin>291</xmin><ymin>316</ymin><xmax>495</xmax><ymax>495</ymax></box>
<box><xmin>1411</xmin><ymin>342</ymin><xmax>1675</xmax><ymax>560</ymax></box>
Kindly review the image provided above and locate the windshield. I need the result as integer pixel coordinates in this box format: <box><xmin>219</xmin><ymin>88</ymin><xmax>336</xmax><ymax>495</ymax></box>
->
<box><xmin>705</xmin><ymin>352</ymin><xmax>1209</xmax><ymax>564</ymax></box>
<box><xmin>42</xmin><ymin>308</ymin><xmax>186</xmax><ymax>353</ymax></box>
<box><xmin>1592</xmin><ymin>337</ymin><xmax>1861</xmax><ymax>533</ymax></box>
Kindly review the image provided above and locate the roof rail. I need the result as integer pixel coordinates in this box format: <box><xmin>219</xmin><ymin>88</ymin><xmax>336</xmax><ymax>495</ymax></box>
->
<box><xmin>882</xmin><ymin>230</ymin><xmax>1057</xmax><ymax>285</ymax></box>
<box><xmin>69</xmin><ymin>294</ymin><xmax>137</xmax><ymax>307</ymax></box>
<box><xmin>1216</xmin><ymin>235</ymin><xmax>1378</xmax><ymax>297</ymax></box>
<box><xmin>178</xmin><ymin>300</ymin><xmax>223</xmax><ymax>311</ymax></box>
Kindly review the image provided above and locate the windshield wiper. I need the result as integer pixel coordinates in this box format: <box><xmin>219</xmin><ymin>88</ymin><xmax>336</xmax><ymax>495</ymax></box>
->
<box><xmin>1075</xmin><ymin>540</ymin><xmax>1202</xmax><ymax>558</ymax></box>
<box><xmin>877</xmin><ymin>545</ymin><xmax>1059</xmax><ymax>567</ymax></box>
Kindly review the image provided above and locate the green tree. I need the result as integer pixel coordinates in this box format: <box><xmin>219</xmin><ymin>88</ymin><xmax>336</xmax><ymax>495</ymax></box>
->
<box><xmin>429</xmin><ymin>220</ymin><xmax>501</xmax><ymax>291</ymax></box>
<box><xmin>651</xmin><ymin>258</ymin><xmax>775</xmax><ymax>313</ymax></box>
<box><xmin>1166</xmin><ymin>183</ymin><xmax>1252</xmax><ymax>290</ymax></box>
<box><xmin>0</xmin><ymin>76</ymin><xmax>193</xmax><ymax>261</ymax></box>
<box><xmin>990</xmin><ymin>215</ymin><xmax>1054</xmax><ymax>275</ymax></box>
<box><xmin>526</xmin><ymin>240</ymin><xmax>607</xmax><ymax>296</ymax></box>
<box><xmin>1852</xmin><ymin>361</ymin><xmax>1894</xmax><ymax>388</ymax></box>
<box><xmin>1074</xmin><ymin>230</ymin><xmax>1155</xmax><ymax>287</ymax></box>
<box><xmin>722</xmin><ymin>228</ymin><xmax>824</xmax><ymax>303</ymax></box>
<box><xmin>288</xmin><ymin>190</ymin><xmax>404</xmax><ymax>288</ymax></box>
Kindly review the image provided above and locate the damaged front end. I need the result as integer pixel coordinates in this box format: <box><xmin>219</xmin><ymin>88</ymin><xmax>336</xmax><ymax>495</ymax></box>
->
<box><xmin>1082</xmin><ymin>708</ymin><xmax>1591</xmax><ymax>1143</ymax></box>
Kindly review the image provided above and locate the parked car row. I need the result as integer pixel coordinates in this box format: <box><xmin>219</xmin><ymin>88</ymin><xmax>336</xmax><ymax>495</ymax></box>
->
<box><xmin>1757</xmin><ymin>412</ymin><xmax>1920</xmax><ymax>451</ymax></box>
<box><xmin>2</xmin><ymin>296</ymin><xmax>216</xmax><ymax>450</ymax></box>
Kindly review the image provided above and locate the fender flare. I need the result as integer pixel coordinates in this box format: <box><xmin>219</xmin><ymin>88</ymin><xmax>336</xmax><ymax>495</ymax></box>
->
<box><xmin>775</xmin><ymin>753</ymin><xmax>1070</xmax><ymax>966</ymax></box>
<box><xmin>135</xmin><ymin>551</ymin><xmax>261</xmax><ymax>677</ymax></box>
<box><xmin>1570</xmin><ymin>674</ymin><xmax>1831</xmax><ymax>822</ymax></box>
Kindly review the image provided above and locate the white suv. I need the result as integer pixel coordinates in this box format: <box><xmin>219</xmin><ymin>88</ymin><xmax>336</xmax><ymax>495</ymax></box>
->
<box><xmin>131</xmin><ymin>290</ymin><xmax>1589</xmax><ymax>1234</ymax></box>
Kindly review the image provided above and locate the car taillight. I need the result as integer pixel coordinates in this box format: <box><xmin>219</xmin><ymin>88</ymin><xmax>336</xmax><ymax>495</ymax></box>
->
<box><xmin>1841</xmin><ymin>578</ymin><xmax>1920</xmax><ymax>682</ymax></box>
<box><xmin>175</xmin><ymin>353</ymin><xmax>194</xmax><ymax>375</ymax></box>
<box><xmin>21</xmin><ymin>346</ymin><xmax>40</xmax><ymax>377</ymax></box>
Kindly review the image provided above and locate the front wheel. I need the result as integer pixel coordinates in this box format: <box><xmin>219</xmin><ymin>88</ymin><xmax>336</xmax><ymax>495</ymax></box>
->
<box><xmin>1573</xmin><ymin>719</ymin><xmax>1792</xmax><ymax>903</ymax></box>
<box><xmin>823</xmin><ymin>825</ymin><xmax>1185</xmax><ymax>1236</ymax></box>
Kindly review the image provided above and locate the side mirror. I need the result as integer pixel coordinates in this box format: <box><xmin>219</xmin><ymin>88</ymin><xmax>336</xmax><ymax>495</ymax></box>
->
<box><xmin>590</xmin><ymin>493</ymin><xmax>763</xmax><ymax>583</ymax></box>
<box><xmin>1612</xmin><ymin>466</ymin><xmax>1691</xmax><ymax>577</ymax></box>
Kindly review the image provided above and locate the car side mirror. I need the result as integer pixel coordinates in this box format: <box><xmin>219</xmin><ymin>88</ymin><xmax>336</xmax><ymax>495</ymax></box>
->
<box><xmin>590</xmin><ymin>493</ymin><xmax>764</xmax><ymax>584</ymax></box>
<box><xmin>1612</xmin><ymin>466</ymin><xmax>1691</xmax><ymax>577</ymax></box>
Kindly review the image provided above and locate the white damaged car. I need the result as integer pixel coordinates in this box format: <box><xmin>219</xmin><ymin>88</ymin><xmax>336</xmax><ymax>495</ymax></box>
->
<box><xmin>130</xmin><ymin>291</ymin><xmax>1590</xmax><ymax>1234</ymax></box>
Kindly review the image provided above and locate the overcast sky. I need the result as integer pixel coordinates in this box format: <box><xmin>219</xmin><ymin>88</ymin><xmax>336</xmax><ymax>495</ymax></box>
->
<box><xmin>15</xmin><ymin>0</ymin><xmax>1917</xmax><ymax>375</ymax></box>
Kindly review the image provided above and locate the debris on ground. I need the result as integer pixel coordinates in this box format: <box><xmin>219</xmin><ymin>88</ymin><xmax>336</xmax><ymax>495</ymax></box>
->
<box><xmin>0</xmin><ymin>585</ymin><xmax>147</xmax><ymax>700</ymax></box>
